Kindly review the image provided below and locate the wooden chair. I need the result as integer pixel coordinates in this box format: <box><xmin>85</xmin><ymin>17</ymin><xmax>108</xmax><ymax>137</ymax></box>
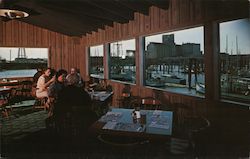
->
<box><xmin>33</xmin><ymin>97</ymin><xmax>48</xmax><ymax>110</ymax></box>
<box><xmin>97</xmin><ymin>134</ymin><xmax>149</xmax><ymax>147</ymax></box>
<box><xmin>15</xmin><ymin>80</ymin><xmax>33</xmax><ymax>97</ymax></box>
<box><xmin>169</xmin><ymin>103</ymin><xmax>210</xmax><ymax>156</ymax></box>
<box><xmin>97</xmin><ymin>134</ymin><xmax>150</xmax><ymax>158</ymax></box>
<box><xmin>117</xmin><ymin>92</ymin><xmax>131</xmax><ymax>108</ymax></box>
<box><xmin>140</xmin><ymin>97</ymin><xmax>161</xmax><ymax>110</ymax></box>
<box><xmin>0</xmin><ymin>88</ymin><xmax>13</xmax><ymax>117</ymax></box>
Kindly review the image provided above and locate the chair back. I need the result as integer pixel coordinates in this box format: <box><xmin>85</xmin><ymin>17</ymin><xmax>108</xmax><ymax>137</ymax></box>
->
<box><xmin>122</xmin><ymin>92</ymin><xmax>130</xmax><ymax>98</ymax></box>
<box><xmin>18</xmin><ymin>80</ymin><xmax>33</xmax><ymax>97</ymax></box>
<box><xmin>140</xmin><ymin>97</ymin><xmax>161</xmax><ymax>110</ymax></box>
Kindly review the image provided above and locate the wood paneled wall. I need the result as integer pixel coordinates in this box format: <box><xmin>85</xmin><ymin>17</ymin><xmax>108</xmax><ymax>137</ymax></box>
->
<box><xmin>83</xmin><ymin>0</ymin><xmax>248</xmax><ymax>114</ymax></box>
<box><xmin>0</xmin><ymin>20</ymin><xmax>86</xmax><ymax>74</ymax></box>
<box><xmin>0</xmin><ymin>0</ymin><xmax>248</xmax><ymax>118</ymax></box>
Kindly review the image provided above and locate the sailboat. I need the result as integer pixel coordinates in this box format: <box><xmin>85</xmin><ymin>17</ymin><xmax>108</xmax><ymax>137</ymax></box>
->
<box><xmin>196</xmin><ymin>82</ymin><xmax>205</xmax><ymax>94</ymax></box>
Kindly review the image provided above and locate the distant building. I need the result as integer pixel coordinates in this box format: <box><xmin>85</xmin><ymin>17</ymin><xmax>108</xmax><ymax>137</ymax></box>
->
<box><xmin>0</xmin><ymin>59</ymin><xmax>6</xmax><ymax>63</ymax></box>
<box><xmin>14</xmin><ymin>58</ymin><xmax>47</xmax><ymax>63</ymax></box>
<box><xmin>146</xmin><ymin>42</ymin><xmax>175</xmax><ymax>59</ymax></box>
<box><xmin>163</xmin><ymin>34</ymin><xmax>175</xmax><ymax>45</ymax></box>
<box><xmin>146</xmin><ymin>34</ymin><xmax>202</xmax><ymax>59</ymax></box>
<box><xmin>181</xmin><ymin>43</ymin><xmax>201</xmax><ymax>57</ymax></box>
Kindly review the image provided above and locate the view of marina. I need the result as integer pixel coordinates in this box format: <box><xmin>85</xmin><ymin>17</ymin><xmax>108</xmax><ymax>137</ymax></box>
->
<box><xmin>144</xmin><ymin>26</ymin><xmax>205</xmax><ymax>97</ymax></box>
<box><xmin>89</xmin><ymin>45</ymin><xmax>104</xmax><ymax>79</ymax></box>
<box><xmin>89</xmin><ymin>19</ymin><xmax>250</xmax><ymax>102</ymax></box>
<box><xmin>219</xmin><ymin>18</ymin><xmax>250</xmax><ymax>102</ymax></box>
<box><xmin>0</xmin><ymin>47</ymin><xmax>48</xmax><ymax>78</ymax></box>
<box><xmin>0</xmin><ymin>69</ymin><xmax>37</xmax><ymax>78</ymax></box>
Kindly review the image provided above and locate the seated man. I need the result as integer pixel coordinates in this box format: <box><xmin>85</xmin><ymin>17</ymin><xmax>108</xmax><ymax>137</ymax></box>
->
<box><xmin>66</xmin><ymin>67</ymin><xmax>83</xmax><ymax>88</ymax></box>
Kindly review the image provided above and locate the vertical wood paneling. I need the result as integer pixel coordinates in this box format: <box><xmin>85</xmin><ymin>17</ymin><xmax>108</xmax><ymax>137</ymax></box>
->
<box><xmin>134</xmin><ymin>12</ymin><xmax>140</xmax><ymax>34</ymax></box>
<box><xmin>159</xmin><ymin>8</ymin><xmax>168</xmax><ymax>30</ymax></box>
<box><xmin>172</xmin><ymin>0</ymin><xmax>180</xmax><ymax>26</ymax></box>
<box><xmin>22</xmin><ymin>23</ymin><xmax>28</xmax><ymax>46</ymax></box>
<box><xmin>6</xmin><ymin>22</ymin><xmax>12</xmax><ymax>45</ymax></box>
<box><xmin>144</xmin><ymin>15</ymin><xmax>151</xmax><ymax>32</ymax></box>
<box><xmin>180</xmin><ymin>0</ymin><xmax>190</xmax><ymax>24</ymax></box>
<box><xmin>194</xmin><ymin>0</ymin><xmax>203</xmax><ymax>21</ymax></box>
<box><xmin>139</xmin><ymin>13</ymin><xmax>145</xmax><ymax>33</ymax></box>
<box><xmin>0</xmin><ymin>21</ymin><xmax>3</xmax><ymax>46</ymax></box>
<box><xmin>29</xmin><ymin>25</ymin><xmax>35</xmax><ymax>46</ymax></box>
<box><xmin>151</xmin><ymin>6</ymin><xmax>160</xmax><ymax>31</ymax></box>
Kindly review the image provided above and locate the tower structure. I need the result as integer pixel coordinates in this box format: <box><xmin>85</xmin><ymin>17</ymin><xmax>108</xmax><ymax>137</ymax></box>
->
<box><xmin>17</xmin><ymin>48</ymin><xmax>27</xmax><ymax>58</ymax></box>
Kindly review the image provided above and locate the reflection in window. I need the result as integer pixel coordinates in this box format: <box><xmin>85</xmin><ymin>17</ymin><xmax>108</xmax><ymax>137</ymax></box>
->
<box><xmin>220</xmin><ymin>18</ymin><xmax>250</xmax><ymax>104</ymax></box>
<box><xmin>144</xmin><ymin>27</ymin><xmax>204</xmax><ymax>97</ymax></box>
<box><xmin>109</xmin><ymin>39</ymin><xmax>136</xmax><ymax>83</ymax></box>
<box><xmin>0</xmin><ymin>47</ymin><xmax>48</xmax><ymax>78</ymax></box>
<box><xmin>89</xmin><ymin>45</ymin><xmax>104</xmax><ymax>79</ymax></box>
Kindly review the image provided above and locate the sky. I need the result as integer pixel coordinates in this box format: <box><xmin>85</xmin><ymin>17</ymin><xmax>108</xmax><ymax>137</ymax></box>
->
<box><xmin>110</xmin><ymin>39</ymin><xmax>136</xmax><ymax>57</ymax></box>
<box><xmin>220</xmin><ymin>18</ymin><xmax>250</xmax><ymax>55</ymax></box>
<box><xmin>90</xmin><ymin>45</ymin><xmax>104</xmax><ymax>57</ymax></box>
<box><xmin>0</xmin><ymin>47</ymin><xmax>48</xmax><ymax>61</ymax></box>
<box><xmin>145</xmin><ymin>26</ymin><xmax>204</xmax><ymax>53</ymax></box>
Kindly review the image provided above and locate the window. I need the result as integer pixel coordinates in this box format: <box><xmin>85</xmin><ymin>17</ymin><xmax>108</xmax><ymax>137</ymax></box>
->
<box><xmin>219</xmin><ymin>18</ymin><xmax>250</xmax><ymax>104</ymax></box>
<box><xmin>144</xmin><ymin>27</ymin><xmax>204</xmax><ymax>97</ymax></box>
<box><xmin>109</xmin><ymin>39</ymin><xmax>136</xmax><ymax>83</ymax></box>
<box><xmin>0</xmin><ymin>47</ymin><xmax>48</xmax><ymax>78</ymax></box>
<box><xmin>89</xmin><ymin>45</ymin><xmax>104</xmax><ymax>79</ymax></box>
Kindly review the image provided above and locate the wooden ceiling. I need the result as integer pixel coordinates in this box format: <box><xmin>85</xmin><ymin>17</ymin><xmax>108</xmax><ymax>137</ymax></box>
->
<box><xmin>0</xmin><ymin>0</ymin><xmax>169</xmax><ymax>36</ymax></box>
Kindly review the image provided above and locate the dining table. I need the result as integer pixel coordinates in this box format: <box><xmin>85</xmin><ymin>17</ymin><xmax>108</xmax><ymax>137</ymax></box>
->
<box><xmin>0</xmin><ymin>80</ymin><xmax>20</xmax><ymax>87</ymax></box>
<box><xmin>90</xmin><ymin>108</ymin><xmax>173</xmax><ymax>142</ymax></box>
<box><xmin>88</xmin><ymin>91</ymin><xmax>114</xmax><ymax>117</ymax></box>
<box><xmin>89</xmin><ymin>91</ymin><xmax>113</xmax><ymax>102</ymax></box>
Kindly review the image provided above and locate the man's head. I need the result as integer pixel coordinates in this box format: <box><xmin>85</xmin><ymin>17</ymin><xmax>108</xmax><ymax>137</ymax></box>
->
<box><xmin>70</xmin><ymin>67</ymin><xmax>77</xmax><ymax>75</ymax></box>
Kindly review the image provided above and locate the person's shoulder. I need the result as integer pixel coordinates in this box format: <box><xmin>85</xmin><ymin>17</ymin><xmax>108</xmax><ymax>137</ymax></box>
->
<box><xmin>38</xmin><ymin>75</ymin><xmax>45</xmax><ymax>81</ymax></box>
<box><xmin>49</xmin><ymin>81</ymin><xmax>56</xmax><ymax>88</ymax></box>
<box><xmin>66</xmin><ymin>74</ymin><xmax>71</xmax><ymax>79</ymax></box>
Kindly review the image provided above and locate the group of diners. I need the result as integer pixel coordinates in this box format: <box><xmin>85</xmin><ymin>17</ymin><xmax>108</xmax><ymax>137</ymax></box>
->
<box><xmin>34</xmin><ymin>67</ymin><xmax>87</xmax><ymax>114</ymax></box>
<box><xmin>33</xmin><ymin>67</ymin><xmax>98</xmax><ymax>138</ymax></box>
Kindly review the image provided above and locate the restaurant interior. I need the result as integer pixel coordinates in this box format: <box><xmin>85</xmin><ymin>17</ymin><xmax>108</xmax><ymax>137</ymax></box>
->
<box><xmin>0</xmin><ymin>0</ymin><xmax>249</xmax><ymax>158</ymax></box>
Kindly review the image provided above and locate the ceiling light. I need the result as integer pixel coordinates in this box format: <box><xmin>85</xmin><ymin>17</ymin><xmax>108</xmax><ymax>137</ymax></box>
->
<box><xmin>0</xmin><ymin>9</ymin><xmax>29</xmax><ymax>19</ymax></box>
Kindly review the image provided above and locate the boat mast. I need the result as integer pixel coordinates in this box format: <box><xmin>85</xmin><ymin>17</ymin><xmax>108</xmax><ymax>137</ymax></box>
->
<box><xmin>236</xmin><ymin>36</ymin><xmax>239</xmax><ymax>74</ymax></box>
<box><xmin>9</xmin><ymin>49</ymin><xmax>11</xmax><ymax>62</ymax></box>
<box><xmin>225</xmin><ymin>35</ymin><xmax>228</xmax><ymax>53</ymax></box>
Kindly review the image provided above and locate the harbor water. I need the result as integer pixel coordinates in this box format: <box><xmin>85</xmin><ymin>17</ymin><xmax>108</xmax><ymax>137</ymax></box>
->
<box><xmin>0</xmin><ymin>69</ymin><xmax>37</xmax><ymax>79</ymax></box>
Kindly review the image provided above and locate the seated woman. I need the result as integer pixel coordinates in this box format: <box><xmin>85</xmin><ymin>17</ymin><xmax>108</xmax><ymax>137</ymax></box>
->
<box><xmin>47</xmin><ymin>69</ymin><xmax>67</xmax><ymax>116</ymax></box>
<box><xmin>48</xmin><ymin>69</ymin><xmax>67</xmax><ymax>100</ymax></box>
<box><xmin>36</xmin><ymin>68</ymin><xmax>55</xmax><ymax>103</ymax></box>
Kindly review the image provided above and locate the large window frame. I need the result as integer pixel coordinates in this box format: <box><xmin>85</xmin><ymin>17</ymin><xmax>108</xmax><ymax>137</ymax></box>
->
<box><xmin>142</xmin><ymin>26</ymin><xmax>205</xmax><ymax>97</ymax></box>
<box><xmin>108</xmin><ymin>39</ymin><xmax>136</xmax><ymax>84</ymax></box>
<box><xmin>218</xmin><ymin>18</ymin><xmax>250</xmax><ymax>106</ymax></box>
<box><xmin>88</xmin><ymin>44</ymin><xmax>104</xmax><ymax>79</ymax></box>
<box><xmin>0</xmin><ymin>47</ymin><xmax>48</xmax><ymax>78</ymax></box>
